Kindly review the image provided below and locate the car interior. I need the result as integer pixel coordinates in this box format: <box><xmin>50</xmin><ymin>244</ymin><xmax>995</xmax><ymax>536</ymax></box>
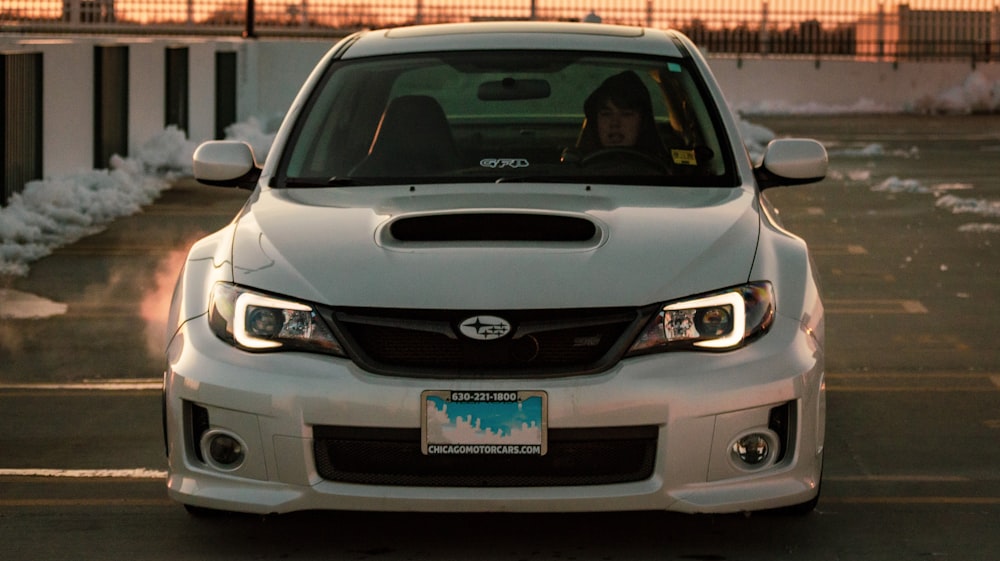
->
<box><xmin>280</xmin><ymin>52</ymin><xmax>734</xmax><ymax>186</ymax></box>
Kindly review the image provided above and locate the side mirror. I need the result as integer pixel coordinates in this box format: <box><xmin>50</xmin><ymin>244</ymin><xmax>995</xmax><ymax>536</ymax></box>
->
<box><xmin>193</xmin><ymin>141</ymin><xmax>260</xmax><ymax>190</ymax></box>
<box><xmin>755</xmin><ymin>138</ymin><xmax>828</xmax><ymax>190</ymax></box>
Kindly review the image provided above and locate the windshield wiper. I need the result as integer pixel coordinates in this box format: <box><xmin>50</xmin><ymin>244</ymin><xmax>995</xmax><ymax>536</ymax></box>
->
<box><xmin>493</xmin><ymin>175</ymin><xmax>576</xmax><ymax>184</ymax></box>
<box><xmin>282</xmin><ymin>177</ymin><xmax>369</xmax><ymax>187</ymax></box>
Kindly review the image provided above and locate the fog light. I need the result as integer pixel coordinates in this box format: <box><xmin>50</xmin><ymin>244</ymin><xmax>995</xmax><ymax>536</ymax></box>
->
<box><xmin>200</xmin><ymin>430</ymin><xmax>246</xmax><ymax>471</ymax></box>
<box><xmin>731</xmin><ymin>431</ymin><xmax>779</xmax><ymax>468</ymax></box>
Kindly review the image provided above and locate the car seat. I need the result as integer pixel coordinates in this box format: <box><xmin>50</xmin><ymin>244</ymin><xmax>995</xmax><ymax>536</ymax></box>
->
<box><xmin>350</xmin><ymin>95</ymin><xmax>461</xmax><ymax>177</ymax></box>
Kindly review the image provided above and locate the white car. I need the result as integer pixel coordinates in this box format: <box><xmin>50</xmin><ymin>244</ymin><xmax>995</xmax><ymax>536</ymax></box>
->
<box><xmin>165</xmin><ymin>21</ymin><xmax>828</xmax><ymax>516</ymax></box>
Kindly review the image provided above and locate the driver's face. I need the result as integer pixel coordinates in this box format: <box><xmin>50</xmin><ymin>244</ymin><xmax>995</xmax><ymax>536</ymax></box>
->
<box><xmin>596</xmin><ymin>101</ymin><xmax>641</xmax><ymax>147</ymax></box>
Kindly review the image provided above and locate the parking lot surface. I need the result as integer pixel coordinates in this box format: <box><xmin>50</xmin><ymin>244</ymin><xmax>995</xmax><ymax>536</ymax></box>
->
<box><xmin>0</xmin><ymin>114</ymin><xmax>997</xmax><ymax>560</ymax></box>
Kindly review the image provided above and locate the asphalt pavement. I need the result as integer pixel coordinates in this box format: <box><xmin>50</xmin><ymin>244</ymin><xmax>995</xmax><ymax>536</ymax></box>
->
<box><xmin>0</xmin><ymin>114</ymin><xmax>997</xmax><ymax>561</ymax></box>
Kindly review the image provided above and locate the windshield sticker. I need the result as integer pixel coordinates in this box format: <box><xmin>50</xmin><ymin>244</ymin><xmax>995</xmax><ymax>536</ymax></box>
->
<box><xmin>480</xmin><ymin>158</ymin><xmax>530</xmax><ymax>169</ymax></box>
<box><xmin>671</xmin><ymin>149</ymin><xmax>698</xmax><ymax>166</ymax></box>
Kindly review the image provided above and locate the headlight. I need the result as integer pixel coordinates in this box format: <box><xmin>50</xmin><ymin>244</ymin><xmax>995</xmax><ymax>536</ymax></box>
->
<box><xmin>208</xmin><ymin>283</ymin><xmax>344</xmax><ymax>355</ymax></box>
<box><xmin>627</xmin><ymin>282</ymin><xmax>775</xmax><ymax>354</ymax></box>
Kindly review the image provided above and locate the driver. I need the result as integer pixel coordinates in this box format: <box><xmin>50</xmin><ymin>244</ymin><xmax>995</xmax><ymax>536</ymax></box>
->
<box><xmin>576</xmin><ymin>70</ymin><xmax>668</xmax><ymax>160</ymax></box>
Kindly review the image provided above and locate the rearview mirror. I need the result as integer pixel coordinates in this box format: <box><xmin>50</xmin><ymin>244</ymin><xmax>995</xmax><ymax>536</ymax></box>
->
<box><xmin>478</xmin><ymin>78</ymin><xmax>551</xmax><ymax>101</ymax></box>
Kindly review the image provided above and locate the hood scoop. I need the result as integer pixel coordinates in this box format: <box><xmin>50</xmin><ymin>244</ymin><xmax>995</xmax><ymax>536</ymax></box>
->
<box><xmin>387</xmin><ymin>213</ymin><xmax>600</xmax><ymax>243</ymax></box>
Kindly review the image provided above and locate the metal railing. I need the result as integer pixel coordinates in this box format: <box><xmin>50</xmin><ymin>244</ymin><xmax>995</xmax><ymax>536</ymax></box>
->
<box><xmin>2</xmin><ymin>0</ymin><xmax>999</xmax><ymax>61</ymax></box>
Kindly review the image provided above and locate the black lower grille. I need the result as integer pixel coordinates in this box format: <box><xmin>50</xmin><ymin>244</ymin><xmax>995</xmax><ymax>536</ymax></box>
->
<box><xmin>313</xmin><ymin>425</ymin><xmax>658</xmax><ymax>487</ymax></box>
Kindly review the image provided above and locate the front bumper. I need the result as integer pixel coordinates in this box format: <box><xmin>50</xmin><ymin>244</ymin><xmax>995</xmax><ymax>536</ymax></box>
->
<box><xmin>164</xmin><ymin>313</ymin><xmax>824</xmax><ymax>514</ymax></box>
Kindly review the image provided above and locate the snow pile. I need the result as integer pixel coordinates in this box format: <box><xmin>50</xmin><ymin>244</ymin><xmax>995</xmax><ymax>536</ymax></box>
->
<box><xmin>0</xmin><ymin>129</ymin><xmax>193</xmax><ymax>276</ymax></box>
<box><xmin>131</xmin><ymin>126</ymin><xmax>197</xmax><ymax>174</ymax></box>
<box><xmin>909</xmin><ymin>71</ymin><xmax>1000</xmax><ymax>115</ymax></box>
<box><xmin>0</xmin><ymin>119</ymin><xmax>278</xmax><ymax>277</ymax></box>
<box><xmin>224</xmin><ymin>116</ymin><xmax>276</xmax><ymax>163</ymax></box>
<box><xmin>738</xmin><ymin>97</ymin><xmax>896</xmax><ymax>115</ymax></box>
<box><xmin>736</xmin><ymin>115</ymin><xmax>776</xmax><ymax>164</ymax></box>
<box><xmin>736</xmin><ymin>71</ymin><xmax>1000</xmax><ymax>115</ymax></box>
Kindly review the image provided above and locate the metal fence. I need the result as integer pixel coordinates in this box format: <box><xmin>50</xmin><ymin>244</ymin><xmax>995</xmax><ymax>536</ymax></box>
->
<box><xmin>2</xmin><ymin>0</ymin><xmax>999</xmax><ymax>62</ymax></box>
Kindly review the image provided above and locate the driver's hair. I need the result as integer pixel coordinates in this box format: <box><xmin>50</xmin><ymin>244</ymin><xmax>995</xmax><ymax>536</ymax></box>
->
<box><xmin>577</xmin><ymin>71</ymin><xmax>667</xmax><ymax>158</ymax></box>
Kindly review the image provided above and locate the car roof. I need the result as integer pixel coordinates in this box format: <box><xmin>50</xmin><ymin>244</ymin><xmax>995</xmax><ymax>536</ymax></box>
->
<box><xmin>339</xmin><ymin>21</ymin><xmax>688</xmax><ymax>60</ymax></box>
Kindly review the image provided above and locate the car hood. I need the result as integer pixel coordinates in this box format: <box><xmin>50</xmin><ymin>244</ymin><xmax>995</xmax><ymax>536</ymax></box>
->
<box><xmin>230</xmin><ymin>184</ymin><xmax>760</xmax><ymax>309</ymax></box>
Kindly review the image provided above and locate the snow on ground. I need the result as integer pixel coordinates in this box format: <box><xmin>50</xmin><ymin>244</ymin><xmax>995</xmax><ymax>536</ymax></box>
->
<box><xmin>1</xmin><ymin>70</ymin><xmax>998</xmax><ymax>277</ymax></box>
<box><xmin>737</xmin><ymin>70</ymin><xmax>1000</xmax><ymax>116</ymax></box>
<box><xmin>737</xmin><ymin>97</ymin><xmax>897</xmax><ymax>116</ymax></box>
<box><xmin>0</xmin><ymin>143</ymin><xmax>177</xmax><ymax>277</ymax></box>
<box><xmin>0</xmin><ymin>121</ymin><xmax>275</xmax><ymax>277</ymax></box>
<box><xmin>736</xmin><ymin>116</ymin><xmax>775</xmax><ymax>164</ymax></box>
<box><xmin>826</xmin><ymin>155</ymin><xmax>998</xmax><ymax>232</ymax></box>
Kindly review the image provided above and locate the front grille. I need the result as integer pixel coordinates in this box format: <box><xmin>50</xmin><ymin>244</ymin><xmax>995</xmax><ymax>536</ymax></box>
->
<box><xmin>322</xmin><ymin>307</ymin><xmax>647</xmax><ymax>378</ymax></box>
<box><xmin>313</xmin><ymin>425</ymin><xmax>658</xmax><ymax>487</ymax></box>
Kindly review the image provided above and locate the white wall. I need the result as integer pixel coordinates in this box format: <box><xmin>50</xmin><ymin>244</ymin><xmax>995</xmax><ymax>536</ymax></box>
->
<box><xmin>250</xmin><ymin>41</ymin><xmax>331</xmax><ymax>124</ymax></box>
<box><xmin>240</xmin><ymin>40</ymin><xmax>1000</xmax><ymax>116</ymax></box>
<box><xmin>10</xmin><ymin>39</ymin><xmax>95</xmax><ymax>177</ymax></box>
<box><xmin>708</xmin><ymin>57</ymin><xmax>1000</xmax><ymax>111</ymax></box>
<box><xmin>1</xmin><ymin>34</ymin><xmax>997</xmax><ymax>182</ymax></box>
<box><xmin>128</xmin><ymin>40</ymin><xmax>166</xmax><ymax>160</ymax></box>
<box><xmin>1</xmin><ymin>35</ymin><xmax>281</xmax><ymax>179</ymax></box>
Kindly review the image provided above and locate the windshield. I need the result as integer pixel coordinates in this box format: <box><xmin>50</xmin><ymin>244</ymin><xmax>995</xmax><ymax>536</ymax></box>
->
<box><xmin>279</xmin><ymin>50</ymin><xmax>737</xmax><ymax>187</ymax></box>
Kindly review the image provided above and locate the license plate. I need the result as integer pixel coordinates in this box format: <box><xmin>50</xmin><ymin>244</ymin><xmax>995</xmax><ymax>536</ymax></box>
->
<box><xmin>421</xmin><ymin>390</ymin><xmax>547</xmax><ymax>456</ymax></box>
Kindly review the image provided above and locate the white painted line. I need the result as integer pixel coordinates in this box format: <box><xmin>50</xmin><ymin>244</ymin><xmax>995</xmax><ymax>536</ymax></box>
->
<box><xmin>0</xmin><ymin>379</ymin><xmax>161</xmax><ymax>391</ymax></box>
<box><xmin>0</xmin><ymin>468</ymin><xmax>166</xmax><ymax>479</ymax></box>
<box><xmin>826</xmin><ymin>475</ymin><xmax>970</xmax><ymax>483</ymax></box>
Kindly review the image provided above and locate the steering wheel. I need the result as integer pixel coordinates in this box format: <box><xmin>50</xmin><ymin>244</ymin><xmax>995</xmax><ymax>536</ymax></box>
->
<box><xmin>580</xmin><ymin>148</ymin><xmax>671</xmax><ymax>173</ymax></box>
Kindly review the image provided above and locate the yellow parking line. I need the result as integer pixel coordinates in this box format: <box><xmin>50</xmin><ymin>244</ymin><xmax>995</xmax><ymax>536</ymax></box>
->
<box><xmin>830</xmin><ymin>387</ymin><xmax>994</xmax><ymax>392</ymax></box>
<box><xmin>825</xmin><ymin>475</ymin><xmax>970</xmax><ymax>482</ymax></box>
<box><xmin>826</xmin><ymin>299</ymin><xmax>927</xmax><ymax>314</ymax></box>
<box><xmin>0</xmin><ymin>380</ymin><xmax>162</xmax><ymax>392</ymax></box>
<box><xmin>823</xmin><ymin>496</ymin><xmax>1000</xmax><ymax>505</ymax></box>
<box><xmin>0</xmin><ymin>468</ymin><xmax>166</xmax><ymax>478</ymax></box>
<box><xmin>826</xmin><ymin>372</ymin><xmax>998</xmax><ymax>392</ymax></box>
<box><xmin>0</xmin><ymin>498</ymin><xmax>174</xmax><ymax>507</ymax></box>
<box><xmin>809</xmin><ymin>244</ymin><xmax>868</xmax><ymax>256</ymax></box>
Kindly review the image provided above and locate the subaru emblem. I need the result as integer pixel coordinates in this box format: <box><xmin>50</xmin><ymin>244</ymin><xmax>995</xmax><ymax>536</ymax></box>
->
<box><xmin>459</xmin><ymin>315</ymin><xmax>511</xmax><ymax>341</ymax></box>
